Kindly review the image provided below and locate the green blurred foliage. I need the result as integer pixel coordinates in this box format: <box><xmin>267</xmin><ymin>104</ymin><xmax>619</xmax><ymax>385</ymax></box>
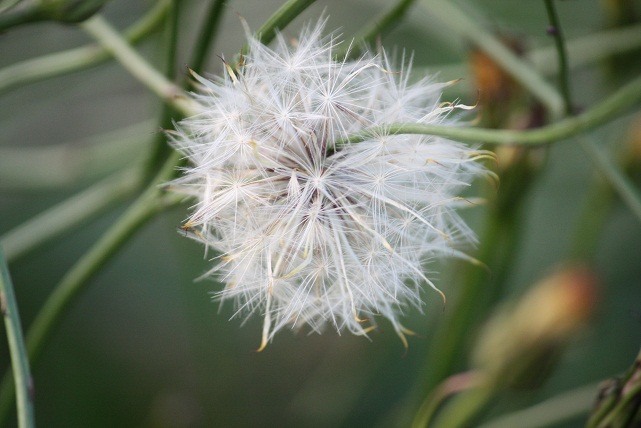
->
<box><xmin>1</xmin><ymin>0</ymin><xmax>640</xmax><ymax>427</ymax></box>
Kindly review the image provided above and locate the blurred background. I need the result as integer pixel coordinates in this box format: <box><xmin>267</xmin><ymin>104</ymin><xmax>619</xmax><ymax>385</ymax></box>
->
<box><xmin>1</xmin><ymin>0</ymin><xmax>640</xmax><ymax>426</ymax></box>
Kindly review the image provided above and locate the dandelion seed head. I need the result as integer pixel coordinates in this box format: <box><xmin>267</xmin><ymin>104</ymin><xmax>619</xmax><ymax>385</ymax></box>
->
<box><xmin>169</xmin><ymin>18</ymin><xmax>489</xmax><ymax>348</ymax></box>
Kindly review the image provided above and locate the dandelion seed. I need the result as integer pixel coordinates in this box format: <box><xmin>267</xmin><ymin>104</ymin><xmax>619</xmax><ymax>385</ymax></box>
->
<box><xmin>169</xmin><ymin>18</ymin><xmax>490</xmax><ymax>349</ymax></box>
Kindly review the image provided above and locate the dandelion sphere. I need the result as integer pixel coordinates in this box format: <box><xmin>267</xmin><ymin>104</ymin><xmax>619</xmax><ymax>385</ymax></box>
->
<box><xmin>170</xmin><ymin>19</ymin><xmax>489</xmax><ymax>349</ymax></box>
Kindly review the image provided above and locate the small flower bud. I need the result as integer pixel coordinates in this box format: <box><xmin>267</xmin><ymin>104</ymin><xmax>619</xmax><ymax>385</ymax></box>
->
<box><xmin>472</xmin><ymin>265</ymin><xmax>598</xmax><ymax>389</ymax></box>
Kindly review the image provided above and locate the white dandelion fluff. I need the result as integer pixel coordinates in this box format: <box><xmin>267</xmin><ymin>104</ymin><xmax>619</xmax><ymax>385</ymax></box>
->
<box><xmin>169</xmin><ymin>19</ymin><xmax>490</xmax><ymax>349</ymax></box>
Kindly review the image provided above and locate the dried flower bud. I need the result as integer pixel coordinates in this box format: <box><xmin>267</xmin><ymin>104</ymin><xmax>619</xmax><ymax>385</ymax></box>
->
<box><xmin>472</xmin><ymin>265</ymin><xmax>597</xmax><ymax>389</ymax></box>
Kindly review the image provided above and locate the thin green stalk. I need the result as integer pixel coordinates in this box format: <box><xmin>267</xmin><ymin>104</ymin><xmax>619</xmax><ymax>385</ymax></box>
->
<box><xmin>143</xmin><ymin>0</ymin><xmax>181</xmax><ymax>180</ymax></box>
<box><xmin>479</xmin><ymin>383</ymin><xmax>599</xmax><ymax>428</ymax></box>
<box><xmin>144</xmin><ymin>0</ymin><xmax>229</xmax><ymax>180</ymax></box>
<box><xmin>0</xmin><ymin>249</ymin><xmax>35</xmax><ymax>428</ymax></box>
<box><xmin>0</xmin><ymin>154</ymin><xmax>181</xmax><ymax>427</ymax></box>
<box><xmin>0</xmin><ymin>4</ymin><xmax>45</xmax><ymax>32</ymax></box>
<box><xmin>1</xmin><ymin>169</ymin><xmax>140</xmax><ymax>262</ymax></box>
<box><xmin>421</xmin><ymin>0</ymin><xmax>565</xmax><ymax>119</ymax></box>
<box><xmin>0</xmin><ymin>0</ymin><xmax>21</xmax><ymax>14</ymax></box>
<box><xmin>578</xmin><ymin>136</ymin><xmax>641</xmax><ymax>225</ymax></box>
<box><xmin>0</xmin><ymin>0</ymin><xmax>169</xmax><ymax>95</ymax></box>
<box><xmin>80</xmin><ymin>15</ymin><xmax>201</xmax><ymax>117</ymax></box>
<box><xmin>340</xmin><ymin>73</ymin><xmax>641</xmax><ymax>147</ymax></box>
<box><xmin>0</xmin><ymin>120</ymin><xmax>152</xmax><ymax>190</ymax></box>
<box><xmin>189</xmin><ymin>0</ymin><xmax>228</xmax><ymax>75</ymax></box>
<box><xmin>412</xmin><ymin>372</ymin><xmax>485</xmax><ymax>428</ymax></box>
<box><xmin>341</xmin><ymin>0</ymin><xmax>418</xmax><ymax>59</ymax></box>
<box><xmin>431</xmin><ymin>383</ymin><xmax>496</xmax><ymax>428</ymax></box>
<box><xmin>543</xmin><ymin>0</ymin><xmax>641</xmax><ymax>227</ymax></box>
<box><xmin>543</xmin><ymin>0</ymin><xmax>573</xmax><ymax>115</ymax></box>
<box><xmin>240</xmin><ymin>0</ymin><xmax>316</xmax><ymax>55</ymax></box>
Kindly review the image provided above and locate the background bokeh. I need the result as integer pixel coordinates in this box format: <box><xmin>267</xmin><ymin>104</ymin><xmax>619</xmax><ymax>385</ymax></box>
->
<box><xmin>1</xmin><ymin>0</ymin><xmax>640</xmax><ymax>427</ymax></box>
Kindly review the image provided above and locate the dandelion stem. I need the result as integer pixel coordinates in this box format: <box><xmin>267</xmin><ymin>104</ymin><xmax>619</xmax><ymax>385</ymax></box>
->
<box><xmin>189</xmin><ymin>0</ymin><xmax>228</xmax><ymax>75</ymax></box>
<box><xmin>340</xmin><ymin>72</ymin><xmax>641</xmax><ymax>146</ymax></box>
<box><xmin>144</xmin><ymin>0</ymin><xmax>229</xmax><ymax>181</ymax></box>
<box><xmin>543</xmin><ymin>0</ymin><xmax>641</xmax><ymax>226</ymax></box>
<box><xmin>0</xmin><ymin>0</ymin><xmax>170</xmax><ymax>95</ymax></box>
<box><xmin>342</xmin><ymin>0</ymin><xmax>418</xmax><ymax>59</ymax></box>
<box><xmin>0</xmin><ymin>154</ymin><xmax>182</xmax><ymax>427</ymax></box>
<box><xmin>578</xmin><ymin>136</ymin><xmax>641</xmax><ymax>225</ymax></box>
<box><xmin>80</xmin><ymin>15</ymin><xmax>200</xmax><ymax>117</ymax></box>
<box><xmin>543</xmin><ymin>0</ymin><xmax>573</xmax><ymax>115</ymax></box>
<box><xmin>0</xmin><ymin>249</ymin><xmax>35</xmax><ymax>428</ymax></box>
<box><xmin>240</xmin><ymin>0</ymin><xmax>317</xmax><ymax>55</ymax></box>
<box><xmin>479</xmin><ymin>382</ymin><xmax>599</xmax><ymax>428</ymax></box>
<box><xmin>1</xmin><ymin>169</ymin><xmax>140</xmax><ymax>263</ymax></box>
<box><xmin>422</xmin><ymin>0</ymin><xmax>565</xmax><ymax>119</ymax></box>
<box><xmin>0</xmin><ymin>4</ymin><xmax>45</xmax><ymax>32</ymax></box>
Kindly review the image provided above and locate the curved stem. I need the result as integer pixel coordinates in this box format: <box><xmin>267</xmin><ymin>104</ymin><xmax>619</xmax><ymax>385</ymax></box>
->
<box><xmin>578</xmin><ymin>136</ymin><xmax>641</xmax><ymax>225</ymax></box>
<box><xmin>0</xmin><ymin>0</ymin><xmax>170</xmax><ymax>95</ymax></box>
<box><xmin>0</xmin><ymin>4</ymin><xmax>44</xmax><ymax>32</ymax></box>
<box><xmin>479</xmin><ymin>382</ymin><xmax>599</xmax><ymax>428</ymax></box>
<box><xmin>0</xmin><ymin>250</ymin><xmax>35</xmax><ymax>428</ymax></box>
<box><xmin>80</xmin><ymin>15</ymin><xmax>201</xmax><ymax>117</ymax></box>
<box><xmin>543</xmin><ymin>0</ymin><xmax>573</xmax><ymax>115</ymax></box>
<box><xmin>340</xmin><ymin>73</ymin><xmax>641</xmax><ymax>146</ymax></box>
<box><xmin>144</xmin><ymin>0</ymin><xmax>229</xmax><ymax>181</ymax></box>
<box><xmin>240</xmin><ymin>0</ymin><xmax>316</xmax><ymax>55</ymax></box>
<box><xmin>1</xmin><ymin>168</ymin><xmax>140</xmax><ymax>262</ymax></box>
<box><xmin>421</xmin><ymin>0</ymin><xmax>564</xmax><ymax>119</ymax></box>
<box><xmin>0</xmin><ymin>154</ymin><xmax>181</xmax><ymax>426</ymax></box>
<box><xmin>341</xmin><ymin>0</ymin><xmax>418</xmax><ymax>59</ymax></box>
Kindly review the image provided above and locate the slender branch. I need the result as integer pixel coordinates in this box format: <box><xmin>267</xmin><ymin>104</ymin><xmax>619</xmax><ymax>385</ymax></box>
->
<box><xmin>479</xmin><ymin>383</ymin><xmax>599</xmax><ymax>428</ymax></box>
<box><xmin>240</xmin><ymin>0</ymin><xmax>316</xmax><ymax>55</ymax></box>
<box><xmin>543</xmin><ymin>0</ymin><xmax>573</xmax><ymax>115</ymax></box>
<box><xmin>80</xmin><ymin>15</ymin><xmax>201</xmax><ymax>117</ymax></box>
<box><xmin>422</xmin><ymin>0</ymin><xmax>565</xmax><ymax>119</ymax></box>
<box><xmin>0</xmin><ymin>0</ymin><xmax>170</xmax><ymax>95</ymax></box>
<box><xmin>341</xmin><ymin>0</ymin><xmax>418</xmax><ymax>59</ymax></box>
<box><xmin>144</xmin><ymin>0</ymin><xmax>229</xmax><ymax>180</ymax></box>
<box><xmin>0</xmin><ymin>120</ymin><xmax>152</xmax><ymax>189</ymax></box>
<box><xmin>578</xmin><ymin>136</ymin><xmax>641</xmax><ymax>225</ymax></box>
<box><xmin>340</xmin><ymin>73</ymin><xmax>641</xmax><ymax>147</ymax></box>
<box><xmin>0</xmin><ymin>4</ymin><xmax>45</xmax><ymax>32</ymax></box>
<box><xmin>1</xmin><ymin>169</ymin><xmax>140</xmax><ymax>262</ymax></box>
<box><xmin>543</xmin><ymin>0</ymin><xmax>641</xmax><ymax>227</ymax></box>
<box><xmin>0</xmin><ymin>249</ymin><xmax>35</xmax><ymax>428</ymax></box>
<box><xmin>0</xmin><ymin>154</ymin><xmax>182</xmax><ymax>426</ymax></box>
<box><xmin>190</xmin><ymin>0</ymin><xmax>228</xmax><ymax>74</ymax></box>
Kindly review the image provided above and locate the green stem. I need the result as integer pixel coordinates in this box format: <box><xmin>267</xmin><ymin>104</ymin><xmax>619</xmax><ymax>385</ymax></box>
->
<box><xmin>0</xmin><ymin>249</ymin><xmax>35</xmax><ymax>428</ymax></box>
<box><xmin>479</xmin><ymin>382</ymin><xmax>599</xmax><ymax>428</ymax></box>
<box><xmin>240</xmin><ymin>0</ymin><xmax>316</xmax><ymax>55</ymax></box>
<box><xmin>0</xmin><ymin>154</ymin><xmax>181</xmax><ymax>427</ymax></box>
<box><xmin>143</xmin><ymin>0</ymin><xmax>181</xmax><ymax>180</ymax></box>
<box><xmin>431</xmin><ymin>383</ymin><xmax>497</xmax><ymax>428</ymax></box>
<box><xmin>144</xmin><ymin>0</ymin><xmax>229</xmax><ymax>180</ymax></box>
<box><xmin>80</xmin><ymin>15</ymin><xmax>200</xmax><ymax>117</ymax></box>
<box><xmin>0</xmin><ymin>4</ymin><xmax>45</xmax><ymax>32</ymax></box>
<box><xmin>543</xmin><ymin>0</ymin><xmax>573</xmax><ymax>115</ymax></box>
<box><xmin>543</xmin><ymin>1</ymin><xmax>641</xmax><ymax>228</ymax></box>
<box><xmin>578</xmin><ymin>136</ymin><xmax>641</xmax><ymax>225</ymax></box>
<box><xmin>1</xmin><ymin>169</ymin><xmax>140</xmax><ymax>262</ymax></box>
<box><xmin>340</xmin><ymin>73</ymin><xmax>641</xmax><ymax>146</ymax></box>
<box><xmin>189</xmin><ymin>0</ymin><xmax>228</xmax><ymax>75</ymax></box>
<box><xmin>0</xmin><ymin>120</ymin><xmax>152</xmax><ymax>189</ymax></box>
<box><xmin>422</xmin><ymin>0</ymin><xmax>564</xmax><ymax>119</ymax></box>
<box><xmin>341</xmin><ymin>0</ymin><xmax>418</xmax><ymax>59</ymax></box>
<box><xmin>0</xmin><ymin>0</ymin><xmax>169</xmax><ymax>95</ymax></box>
